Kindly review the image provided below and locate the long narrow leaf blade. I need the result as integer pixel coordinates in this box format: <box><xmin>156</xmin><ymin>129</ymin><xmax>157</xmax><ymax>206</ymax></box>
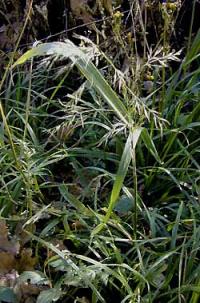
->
<box><xmin>13</xmin><ymin>41</ymin><xmax>129</xmax><ymax>124</ymax></box>
<box><xmin>106</xmin><ymin>128</ymin><xmax>142</xmax><ymax>220</ymax></box>
<box><xmin>92</xmin><ymin>128</ymin><xmax>142</xmax><ymax>235</ymax></box>
<box><xmin>59</xmin><ymin>184</ymin><xmax>92</xmax><ymax>216</ymax></box>
<box><xmin>141</xmin><ymin>128</ymin><xmax>162</xmax><ymax>164</ymax></box>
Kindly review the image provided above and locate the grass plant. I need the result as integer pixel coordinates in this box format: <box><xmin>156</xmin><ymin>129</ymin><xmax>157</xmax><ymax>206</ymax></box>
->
<box><xmin>0</xmin><ymin>1</ymin><xmax>199</xmax><ymax>302</ymax></box>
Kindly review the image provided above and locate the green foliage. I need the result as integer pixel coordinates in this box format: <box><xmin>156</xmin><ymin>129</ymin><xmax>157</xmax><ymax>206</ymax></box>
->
<box><xmin>0</xmin><ymin>3</ymin><xmax>200</xmax><ymax>302</ymax></box>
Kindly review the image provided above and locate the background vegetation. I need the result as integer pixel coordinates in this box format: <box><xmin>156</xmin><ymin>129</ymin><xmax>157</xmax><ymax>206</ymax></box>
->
<box><xmin>0</xmin><ymin>1</ymin><xmax>200</xmax><ymax>302</ymax></box>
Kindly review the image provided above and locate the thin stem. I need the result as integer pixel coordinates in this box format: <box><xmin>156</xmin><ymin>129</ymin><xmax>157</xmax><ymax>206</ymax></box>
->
<box><xmin>132</xmin><ymin>148</ymin><xmax>138</xmax><ymax>239</ymax></box>
<box><xmin>0</xmin><ymin>0</ymin><xmax>33</xmax><ymax>91</ymax></box>
<box><xmin>23</xmin><ymin>59</ymin><xmax>33</xmax><ymax>141</ymax></box>
<box><xmin>187</xmin><ymin>0</ymin><xmax>197</xmax><ymax>54</ymax></box>
<box><xmin>0</xmin><ymin>103</ymin><xmax>20</xmax><ymax>170</ymax></box>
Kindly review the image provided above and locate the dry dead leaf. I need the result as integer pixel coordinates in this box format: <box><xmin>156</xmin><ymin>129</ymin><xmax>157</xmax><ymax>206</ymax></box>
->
<box><xmin>70</xmin><ymin>0</ymin><xmax>95</xmax><ymax>27</ymax></box>
<box><xmin>15</xmin><ymin>282</ymin><xmax>41</xmax><ymax>303</ymax></box>
<box><xmin>0</xmin><ymin>219</ymin><xmax>9</xmax><ymax>239</ymax></box>
<box><xmin>0</xmin><ymin>252</ymin><xmax>16</xmax><ymax>274</ymax></box>
<box><xmin>16</xmin><ymin>248</ymin><xmax>37</xmax><ymax>272</ymax></box>
<box><xmin>0</xmin><ymin>220</ymin><xmax>20</xmax><ymax>256</ymax></box>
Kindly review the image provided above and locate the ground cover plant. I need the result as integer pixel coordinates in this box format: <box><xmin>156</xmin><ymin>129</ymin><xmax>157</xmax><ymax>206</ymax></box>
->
<box><xmin>0</xmin><ymin>1</ymin><xmax>200</xmax><ymax>302</ymax></box>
